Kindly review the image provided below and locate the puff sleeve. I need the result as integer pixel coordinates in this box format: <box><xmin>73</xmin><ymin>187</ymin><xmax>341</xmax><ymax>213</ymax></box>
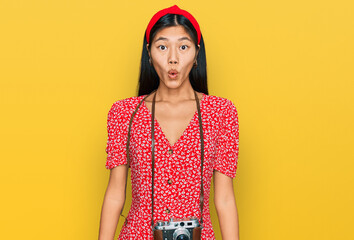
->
<box><xmin>213</xmin><ymin>99</ymin><xmax>240</xmax><ymax>178</ymax></box>
<box><xmin>105</xmin><ymin>100</ymin><xmax>130</xmax><ymax>169</ymax></box>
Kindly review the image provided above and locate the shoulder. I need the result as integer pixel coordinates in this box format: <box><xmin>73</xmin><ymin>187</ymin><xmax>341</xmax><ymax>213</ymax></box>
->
<box><xmin>107</xmin><ymin>95</ymin><xmax>144</xmax><ymax>120</ymax></box>
<box><xmin>205</xmin><ymin>94</ymin><xmax>238</xmax><ymax>115</ymax></box>
<box><xmin>206</xmin><ymin>95</ymin><xmax>239</xmax><ymax>135</ymax></box>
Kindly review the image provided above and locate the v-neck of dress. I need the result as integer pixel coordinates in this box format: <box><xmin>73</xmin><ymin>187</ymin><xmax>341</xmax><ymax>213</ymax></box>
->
<box><xmin>141</xmin><ymin>93</ymin><xmax>205</xmax><ymax>149</ymax></box>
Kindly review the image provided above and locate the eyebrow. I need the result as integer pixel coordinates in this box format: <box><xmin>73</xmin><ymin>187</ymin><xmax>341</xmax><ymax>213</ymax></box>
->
<box><xmin>154</xmin><ymin>36</ymin><xmax>192</xmax><ymax>43</ymax></box>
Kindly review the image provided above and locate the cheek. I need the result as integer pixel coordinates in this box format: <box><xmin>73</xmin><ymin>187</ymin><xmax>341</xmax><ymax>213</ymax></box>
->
<box><xmin>180</xmin><ymin>58</ymin><xmax>195</xmax><ymax>71</ymax></box>
<box><xmin>182</xmin><ymin>53</ymin><xmax>196</xmax><ymax>64</ymax></box>
<box><xmin>151</xmin><ymin>55</ymin><xmax>165</xmax><ymax>69</ymax></box>
<box><xmin>154</xmin><ymin>62</ymin><xmax>165</xmax><ymax>73</ymax></box>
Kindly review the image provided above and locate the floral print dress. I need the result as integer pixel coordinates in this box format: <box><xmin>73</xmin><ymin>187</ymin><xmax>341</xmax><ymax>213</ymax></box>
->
<box><xmin>105</xmin><ymin>93</ymin><xmax>239</xmax><ymax>240</ymax></box>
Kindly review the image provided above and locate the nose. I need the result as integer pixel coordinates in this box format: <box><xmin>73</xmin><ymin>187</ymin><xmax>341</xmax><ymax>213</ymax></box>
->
<box><xmin>168</xmin><ymin>47</ymin><xmax>178</xmax><ymax>64</ymax></box>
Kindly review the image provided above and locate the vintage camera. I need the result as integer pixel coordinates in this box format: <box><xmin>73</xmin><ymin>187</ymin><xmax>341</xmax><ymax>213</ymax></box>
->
<box><xmin>153</xmin><ymin>216</ymin><xmax>203</xmax><ymax>240</ymax></box>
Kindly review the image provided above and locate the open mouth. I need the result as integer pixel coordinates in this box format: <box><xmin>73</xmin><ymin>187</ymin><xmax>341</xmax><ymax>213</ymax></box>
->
<box><xmin>168</xmin><ymin>70</ymin><xmax>178</xmax><ymax>79</ymax></box>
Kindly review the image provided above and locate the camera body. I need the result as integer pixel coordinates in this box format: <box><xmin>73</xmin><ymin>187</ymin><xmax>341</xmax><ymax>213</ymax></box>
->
<box><xmin>153</xmin><ymin>216</ymin><xmax>203</xmax><ymax>240</ymax></box>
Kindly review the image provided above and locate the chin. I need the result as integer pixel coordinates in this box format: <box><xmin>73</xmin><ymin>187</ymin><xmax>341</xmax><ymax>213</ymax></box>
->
<box><xmin>163</xmin><ymin>80</ymin><xmax>183</xmax><ymax>88</ymax></box>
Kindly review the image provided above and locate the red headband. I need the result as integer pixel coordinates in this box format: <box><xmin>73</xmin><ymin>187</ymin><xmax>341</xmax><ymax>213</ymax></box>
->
<box><xmin>145</xmin><ymin>5</ymin><xmax>201</xmax><ymax>45</ymax></box>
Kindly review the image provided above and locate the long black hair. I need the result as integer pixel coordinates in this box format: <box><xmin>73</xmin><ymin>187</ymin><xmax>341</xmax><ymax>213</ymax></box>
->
<box><xmin>137</xmin><ymin>13</ymin><xmax>208</xmax><ymax>96</ymax></box>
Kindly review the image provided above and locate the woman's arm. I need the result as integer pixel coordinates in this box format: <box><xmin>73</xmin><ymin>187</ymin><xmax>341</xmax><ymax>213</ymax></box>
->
<box><xmin>213</xmin><ymin>170</ymin><xmax>239</xmax><ymax>240</ymax></box>
<box><xmin>98</xmin><ymin>165</ymin><xmax>128</xmax><ymax>240</ymax></box>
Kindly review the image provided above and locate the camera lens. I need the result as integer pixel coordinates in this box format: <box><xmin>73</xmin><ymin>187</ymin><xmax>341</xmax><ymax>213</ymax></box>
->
<box><xmin>176</xmin><ymin>234</ymin><xmax>189</xmax><ymax>240</ymax></box>
<box><xmin>173</xmin><ymin>228</ymin><xmax>190</xmax><ymax>240</ymax></box>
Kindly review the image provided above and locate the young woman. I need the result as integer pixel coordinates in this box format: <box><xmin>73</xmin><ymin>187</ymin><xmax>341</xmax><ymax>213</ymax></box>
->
<box><xmin>99</xmin><ymin>5</ymin><xmax>240</xmax><ymax>240</ymax></box>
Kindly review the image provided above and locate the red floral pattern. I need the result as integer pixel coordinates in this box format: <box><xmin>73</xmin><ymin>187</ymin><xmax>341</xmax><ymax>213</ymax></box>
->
<box><xmin>105</xmin><ymin>93</ymin><xmax>239</xmax><ymax>240</ymax></box>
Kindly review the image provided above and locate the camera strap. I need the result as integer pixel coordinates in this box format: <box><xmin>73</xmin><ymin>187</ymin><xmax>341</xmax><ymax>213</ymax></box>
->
<box><xmin>124</xmin><ymin>89</ymin><xmax>204</xmax><ymax>231</ymax></box>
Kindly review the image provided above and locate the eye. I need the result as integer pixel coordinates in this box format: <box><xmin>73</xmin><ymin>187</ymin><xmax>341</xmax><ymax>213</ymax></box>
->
<box><xmin>158</xmin><ymin>45</ymin><xmax>167</xmax><ymax>51</ymax></box>
<box><xmin>180</xmin><ymin>45</ymin><xmax>189</xmax><ymax>50</ymax></box>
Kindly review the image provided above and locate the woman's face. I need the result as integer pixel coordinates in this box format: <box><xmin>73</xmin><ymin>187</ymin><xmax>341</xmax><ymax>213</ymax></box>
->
<box><xmin>147</xmin><ymin>25</ymin><xmax>200</xmax><ymax>88</ymax></box>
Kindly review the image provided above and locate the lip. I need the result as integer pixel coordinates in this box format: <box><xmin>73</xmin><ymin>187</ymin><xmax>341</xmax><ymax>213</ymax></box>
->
<box><xmin>168</xmin><ymin>69</ymin><xmax>179</xmax><ymax>79</ymax></box>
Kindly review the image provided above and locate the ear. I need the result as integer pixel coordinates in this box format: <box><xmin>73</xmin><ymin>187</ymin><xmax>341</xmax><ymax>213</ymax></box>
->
<box><xmin>195</xmin><ymin>44</ymin><xmax>200</xmax><ymax>60</ymax></box>
<box><xmin>146</xmin><ymin>44</ymin><xmax>150</xmax><ymax>57</ymax></box>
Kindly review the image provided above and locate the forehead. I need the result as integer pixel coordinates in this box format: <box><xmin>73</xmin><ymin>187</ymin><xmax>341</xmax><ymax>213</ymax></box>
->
<box><xmin>153</xmin><ymin>25</ymin><xmax>192</xmax><ymax>42</ymax></box>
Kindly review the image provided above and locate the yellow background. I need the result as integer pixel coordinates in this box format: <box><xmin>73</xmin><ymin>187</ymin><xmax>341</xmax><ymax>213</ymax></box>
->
<box><xmin>1</xmin><ymin>0</ymin><xmax>353</xmax><ymax>239</ymax></box>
